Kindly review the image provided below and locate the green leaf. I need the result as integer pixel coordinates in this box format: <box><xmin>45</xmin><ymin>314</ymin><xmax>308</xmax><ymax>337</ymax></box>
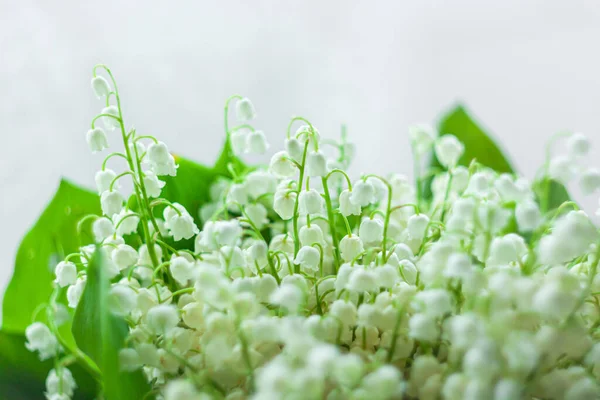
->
<box><xmin>72</xmin><ymin>249</ymin><xmax>150</xmax><ymax>400</ymax></box>
<box><xmin>0</xmin><ymin>330</ymin><xmax>98</xmax><ymax>400</ymax></box>
<box><xmin>435</xmin><ymin>105</ymin><xmax>515</xmax><ymax>173</ymax></box>
<box><xmin>533</xmin><ymin>178</ymin><xmax>573</xmax><ymax>212</ymax></box>
<box><xmin>2</xmin><ymin>179</ymin><xmax>100</xmax><ymax>333</ymax></box>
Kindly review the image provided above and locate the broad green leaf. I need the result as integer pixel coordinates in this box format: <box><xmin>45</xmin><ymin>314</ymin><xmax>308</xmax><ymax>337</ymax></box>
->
<box><xmin>435</xmin><ymin>105</ymin><xmax>515</xmax><ymax>173</ymax></box>
<box><xmin>533</xmin><ymin>178</ymin><xmax>573</xmax><ymax>212</ymax></box>
<box><xmin>0</xmin><ymin>330</ymin><xmax>98</xmax><ymax>400</ymax></box>
<box><xmin>72</xmin><ymin>249</ymin><xmax>150</xmax><ymax>400</ymax></box>
<box><xmin>2</xmin><ymin>179</ymin><xmax>100</xmax><ymax>333</ymax></box>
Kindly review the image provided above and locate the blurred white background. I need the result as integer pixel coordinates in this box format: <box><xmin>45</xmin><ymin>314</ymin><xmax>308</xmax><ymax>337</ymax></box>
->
<box><xmin>1</xmin><ymin>0</ymin><xmax>600</xmax><ymax>307</ymax></box>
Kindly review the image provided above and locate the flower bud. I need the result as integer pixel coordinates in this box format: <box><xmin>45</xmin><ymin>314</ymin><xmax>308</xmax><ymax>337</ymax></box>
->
<box><xmin>91</xmin><ymin>76</ymin><xmax>111</xmax><ymax>98</ymax></box>
<box><xmin>54</xmin><ymin>261</ymin><xmax>77</xmax><ymax>287</ymax></box>
<box><xmin>246</xmin><ymin>130</ymin><xmax>269</xmax><ymax>154</ymax></box>
<box><xmin>339</xmin><ymin>235</ymin><xmax>364</xmax><ymax>262</ymax></box>
<box><xmin>86</xmin><ymin>128</ymin><xmax>109</xmax><ymax>152</ymax></box>
<box><xmin>359</xmin><ymin>218</ymin><xmax>384</xmax><ymax>244</ymax></box>
<box><xmin>294</xmin><ymin>246</ymin><xmax>320</xmax><ymax>272</ymax></box>
<box><xmin>306</xmin><ymin>151</ymin><xmax>328</xmax><ymax>177</ymax></box>
<box><xmin>95</xmin><ymin>169</ymin><xmax>118</xmax><ymax>194</ymax></box>
<box><xmin>299</xmin><ymin>189</ymin><xmax>323</xmax><ymax>215</ymax></box>
<box><xmin>235</xmin><ymin>97</ymin><xmax>256</xmax><ymax>121</ymax></box>
<box><xmin>100</xmin><ymin>190</ymin><xmax>124</xmax><ymax>217</ymax></box>
<box><xmin>339</xmin><ymin>189</ymin><xmax>361</xmax><ymax>216</ymax></box>
<box><xmin>269</xmin><ymin>151</ymin><xmax>297</xmax><ymax>177</ymax></box>
<box><xmin>435</xmin><ymin>134</ymin><xmax>464</xmax><ymax>168</ymax></box>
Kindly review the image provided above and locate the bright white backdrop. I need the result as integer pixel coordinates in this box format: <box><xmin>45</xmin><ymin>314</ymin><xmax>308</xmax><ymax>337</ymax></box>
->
<box><xmin>1</xmin><ymin>0</ymin><xmax>600</xmax><ymax>315</ymax></box>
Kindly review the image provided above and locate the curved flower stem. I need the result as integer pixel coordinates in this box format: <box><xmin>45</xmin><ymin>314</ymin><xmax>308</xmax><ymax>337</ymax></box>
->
<box><xmin>101</xmin><ymin>152</ymin><xmax>129</xmax><ymax>170</ymax></box>
<box><xmin>292</xmin><ymin>141</ymin><xmax>310</xmax><ymax>258</ymax></box>
<box><xmin>321</xmin><ymin>177</ymin><xmax>342</xmax><ymax>272</ymax></box>
<box><xmin>363</xmin><ymin>175</ymin><xmax>393</xmax><ymax>262</ymax></box>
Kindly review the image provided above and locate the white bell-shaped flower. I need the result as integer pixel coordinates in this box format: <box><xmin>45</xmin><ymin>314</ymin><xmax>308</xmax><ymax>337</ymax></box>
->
<box><xmin>407</xmin><ymin>214</ymin><xmax>429</xmax><ymax>240</ymax></box>
<box><xmin>113</xmin><ymin>210</ymin><xmax>140</xmax><ymax>236</ymax></box>
<box><xmin>170</xmin><ymin>256</ymin><xmax>195</xmax><ymax>286</ymax></box>
<box><xmin>351</xmin><ymin>180</ymin><xmax>375</xmax><ymax>207</ymax></box>
<box><xmin>270</xmin><ymin>283</ymin><xmax>304</xmax><ymax>313</ymax></box>
<box><xmin>244</xmin><ymin>203</ymin><xmax>268</xmax><ymax>230</ymax></box>
<box><xmin>285</xmin><ymin>137</ymin><xmax>305</xmax><ymax>163</ymax></box>
<box><xmin>567</xmin><ymin>133</ymin><xmax>590</xmax><ymax>158</ymax></box>
<box><xmin>375</xmin><ymin>264</ymin><xmax>400</xmax><ymax>289</ymax></box>
<box><xmin>580</xmin><ymin>168</ymin><xmax>600</xmax><ymax>195</ymax></box>
<box><xmin>86</xmin><ymin>128</ymin><xmax>109</xmax><ymax>152</ymax></box>
<box><xmin>163</xmin><ymin>204</ymin><xmax>199</xmax><ymax>241</ymax></box>
<box><xmin>347</xmin><ymin>268</ymin><xmax>378</xmax><ymax>292</ymax></box>
<box><xmin>435</xmin><ymin>134</ymin><xmax>464</xmax><ymax>168</ymax></box>
<box><xmin>299</xmin><ymin>224</ymin><xmax>325</xmax><ymax>246</ymax></box>
<box><xmin>235</xmin><ymin>97</ymin><xmax>256</xmax><ymax>121</ymax></box>
<box><xmin>147</xmin><ymin>141</ymin><xmax>170</xmax><ymax>164</ymax></box>
<box><xmin>92</xmin><ymin>217</ymin><xmax>114</xmax><ymax>241</ymax></box>
<box><xmin>108</xmin><ymin>285</ymin><xmax>137</xmax><ymax>316</ymax></box>
<box><xmin>215</xmin><ymin>220</ymin><xmax>242</xmax><ymax>247</ymax></box>
<box><xmin>54</xmin><ymin>261</ymin><xmax>77</xmax><ymax>287</ymax></box>
<box><xmin>408</xmin><ymin>313</ymin><xmax>438</xmax><ymax>342</ymax></box>
<box><xmin>298</xmin><ymin>189</ymin><xmax>323</xmax><ymax>215</ymax></box>
<box><xmin>246</xmin><ymin>130</ymin><xmax>269</xmax><ymax>154</ymax></box>
<box><xmin>548</xmin><ymin>155</ymin><xmax>575</xmax><ymax>184</ymax></box>
<box><xmin>95</xmin><ymin>169</ymin><xmax>118</xmax><ymax>194</ymax></box>
<box><xmin>100</xmin><ymin>190</ymin><xmax>124</xmax><ymax>217</ymax></box>
<box><xmin>112</xmin><ymin>244</ymin><xmax>138</xmax><ymax>270</ymax></box>
<box><xmin>25</xmin><ymin>322</ymin><xmax>59</xmax><ymax>360</ymax></box>
<box><xmin>339</xmin><ymin>235</ymin><xmax>365</xmax><ymax>262</ymax></box>
<box><xmin>245</xmin><ymin>170</ymin><xmax>277</xmax><ymax>198</ymax></box>
<box><xmin>101</xmin><ymin>105</ymin><xmax>120</xmax><ymax>130</ymax></box>
<box><xmin>294</xmin><ymin>246</ymin><xmax>320</xmax><ymax>272</ymax></box>
<box><xmin>67</xmin><ymin>277</ymin><xmax>86</xmax><ymax>308</ymax></box>
<box><xmin>45</xmin><ymin>368</ymin><xmax>77</xmax><ymax>398</ymax></box>
<box><xmin>269</xmin><ymin>151</ymin><xmax>297</xmax><ymax>177</ymax></box>
<box><xmin>306</xmin><ymin>151</ymin><xmax>328</xmax><ymax>177</ymax></box>
<box><xmin>91</xmin><ymin>76</ymin><xmax>111</xmax><ymax>98</ymax></box>
<box><xmin>409</xmin><ymin>124</ymin><xmax>436</xmax><ymax>154</ymax></box>
<box><xmin>146</xmin><ymin>304</ymin><xmax>180</xmax><ymax>335</ymax></box>
<box><xmin>359</xmin><ymin>218</ymin><xmax>384</xmax><ymax>244</ymax></box>
<box><xmin>273</xmin><ymin>192</ymin><xmax>296</xmax><ymax>220</ymax></box>
<box><xmin>515</xmin><ymin>200</ymin><xmax>542</xmax><ymax>232</ymax></box>
<box><xmin>164</xmin><ymin>380</ymin><xmax>201</xmax><ymax>400</ymax></box>
<box><xmin>413</xmin><ymin>289</ymin><xmax>452</xmax><ymax>317</ymax></box>
<box><xmin>231</xmin><ymin>129</ymin><xmax>250</xmax><ymax>155</ymax></box>
<box><xmin>339</xmin><ymin>189</ymin><xmax>361</xmax><ymax>216</ymax></box>
<box><xmin>143</xmin><ymin>170</ymin><xmax>166</xmax><ymax>198</ymax></box>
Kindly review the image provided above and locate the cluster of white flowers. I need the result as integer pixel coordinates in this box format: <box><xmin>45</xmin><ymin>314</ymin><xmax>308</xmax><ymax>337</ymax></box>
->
<box><xmin>25</xmin><ymin>67</ymin><xmax>600</xmax><ymax>400</ymax></box>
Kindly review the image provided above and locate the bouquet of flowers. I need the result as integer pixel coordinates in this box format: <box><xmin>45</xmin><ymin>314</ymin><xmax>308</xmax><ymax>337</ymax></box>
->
<box><xmin>2</xmin><ymin>65</ymin><xmax>600</xmax><ymax>400</ymax></box>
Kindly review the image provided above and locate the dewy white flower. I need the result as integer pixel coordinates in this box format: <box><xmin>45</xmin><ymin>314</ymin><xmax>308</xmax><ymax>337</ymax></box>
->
<box><xmin>25</xmin><ymin>322</ymin><xmax>59</xmax><ymax>360</ymax></box>
<box><xmin>294</xmin><ymin>246</ymin><xmax>320</xmax><ymax>272</ymax></box>
<box><xmin>91</xmin><ymin>75</ymin><xmax>111</xmax><ymax>98</ymax></box>
<box><xmin>351</xmin><ymin>180</ymin><xmax>375</xmax><ymax>207</ymax></box>
<box><xmin>273</xmin><ymin>191</ymin><xmax>296</xmax><ymax>220</ymax></box>
<box><xmin>86</xmin><ymin>127</ymin><xmax>109</xmax><ymax>152</ymax></box>
<box><xmin>100</xmin><ymin>190</ymin><xmax>124</xmax><ymax>217</ymax></box>
<box><xmin>92</xmin><ymin>217</ymin><xmax>114</xmax><ymax>241</ymax></box>
<box><xmin>95</xmin><ymin>169</ymin><xmax>118</xmax><ymax>194</ymax></box>
<box><xmin>246</xmin><ymin>130</ymin><xmax>269</xmax><ymax>154</ymax></box>
<box><xmin>54</xmin><ymin>261</ymin><xmax>77</xmax><ymax>287</ymax></box>
<box><xmin>339</xmin><ymin>189</ymin><xmax>361</xmax><ymax>216</ymax></box>
<box><xmin>101</xmin><ymin>105</ymin><xmax>120</xmax><ymax>130</ymax></box>
<box><xmin>580</xmin><ymin>168</ymin><xmax>600</xmax><ymax>195</ymax></box>
<box><xmin>567</xmin><ymin>132</ymin><xmax>590</xmax><ymax>158</ymax></box>
<box><xmin>146</xmin><ymin>304</ymin><xmax>180</xmax><ymax>335</ymax></box>
<box><xmin>409</xmin><ymin>124</ymin><xmax>436</xmax><ymax>154</ymax></box>
<box><xmin>163</xmin><ymin>203</ymin><xmax>199</xmax><ymax>241</ymax></box>
<box><xmin>306</xmin><ymin>150</ymin><xmax>328</xmax><ymax>177</ymax></box>
<box><xmin>298</xmin><ymin>189</ymin><xmax>323</xmax><ymax>215</ymax></box>
<box><xmin>235</xmin><ymin>97</ymin><xmax>256</xmax><ymax>121</ymax></box>
<box><xmin>359</xmin><ymin>218</ymin><xmax>383</xmax><ymax>244</ymax></box>
<box><xmin>339</xmin><ymin>235</ymin><xmax>365</xmax><ymax>262</ymax></box>
<box><xmin>435</xmin><ymin>134</ymin><xmax>464</xmax><ymax>168</ymax></box>
<box><xmin>269</xmin><ymin>151</ymin><xmax>297</xmax><ymax>177</ymax></box>
<box><xmin>46</xmin><ymin>368</ymin><xmax>77</xmax><ymax>398</ymax></box>
<box><xmin>143</xmin><ymin>170</ymin><xmax>166</xmax><ymax>198</ymax></box>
